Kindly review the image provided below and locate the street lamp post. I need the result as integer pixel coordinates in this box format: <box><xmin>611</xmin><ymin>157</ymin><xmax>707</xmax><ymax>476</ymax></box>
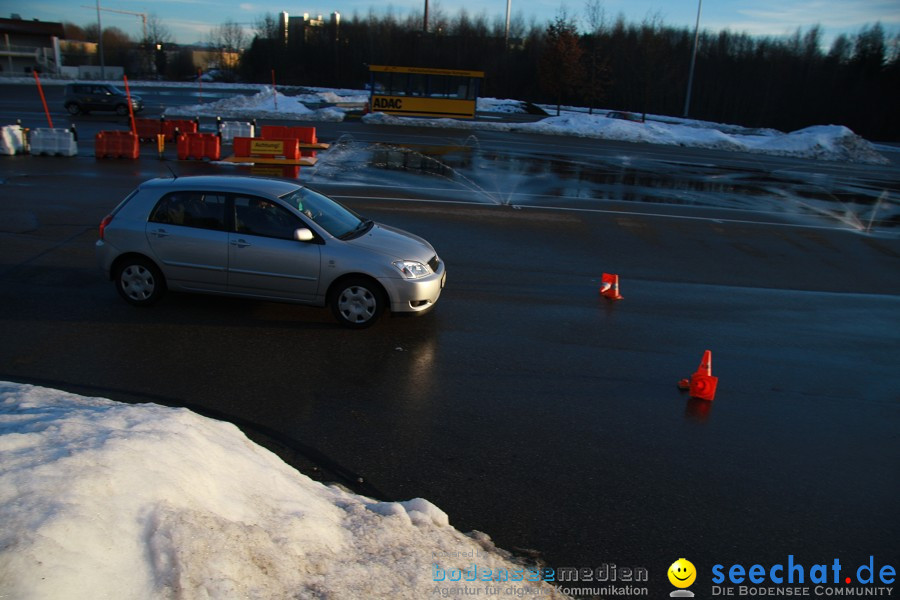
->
<box><xmin>95</xmin><ymin>0</ymin><xmax>105</xmax><ymax>79</ymax></box>
<box><xmin>505</xmin><ymin>0</ymin><xmax>511</xmax><ymax>47</ymax></box>
<box><xmin>683</xmin><ymin>0</ymin><xmax>702</xmax><ymax>118</ymax></box>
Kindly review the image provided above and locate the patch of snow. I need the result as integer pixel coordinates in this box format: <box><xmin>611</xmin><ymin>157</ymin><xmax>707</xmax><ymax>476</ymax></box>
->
<box><xmin>0</xmin><ymin>382</ymin><xmax>570</xmax><ymax>600</ymax></box>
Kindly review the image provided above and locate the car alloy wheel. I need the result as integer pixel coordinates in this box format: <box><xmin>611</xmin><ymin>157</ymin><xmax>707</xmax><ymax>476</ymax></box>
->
<box><xmin>332</xmin><ymin>278</ymin><xmax>384</xmax><ymax>328</ymax></box>
<box><xmin>115</xmin><ymin>258</ymin><xmax>165</xmax><ymax>306</ymax></box>
<box><xmin>66</xmin><ymin>104</ymin><xmax>80</xmax><ymax>115</ymax></box>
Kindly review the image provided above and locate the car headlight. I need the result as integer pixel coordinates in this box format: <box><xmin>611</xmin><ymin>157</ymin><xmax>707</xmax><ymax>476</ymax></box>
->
<box><xmin>393</xmin><ymin>260</ymin><xmax>432</xmax><ymax>279</ymax></box>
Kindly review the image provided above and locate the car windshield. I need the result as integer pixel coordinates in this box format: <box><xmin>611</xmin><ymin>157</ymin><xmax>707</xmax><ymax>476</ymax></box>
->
<box><xmin>279</xmin><ymin>187</ymin><xmax>370</xmax><ymax>239</ymax></box>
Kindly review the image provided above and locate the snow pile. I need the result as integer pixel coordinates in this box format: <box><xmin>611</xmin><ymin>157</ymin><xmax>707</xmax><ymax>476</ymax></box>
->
<box><xmin>0</xmin><ymin>382</ymin><xmax>570</xmax><ymax>600</ymax></box>
<box><xmin>165</xmin><ymin>86</ymin><xmax>346</xmax><ymax>122</ymax></box>
<box><xmin>300</xmin><ymin>87</ymin><xmax>370</xmax><ymax>105</ymax></box>
<box><xmin>530</xmin><ymin>114</ymin><xmax>747</xmax><ymax>151</ymax></box>
<box><xmin>478</xmin><ymin>97</ymin><xmax>529</xmax><ymax>113</ymax></box>
<box><xmin>750</xmin><ymin>125</ymin><xmax>891</xmax><ymax>164</ymax></box>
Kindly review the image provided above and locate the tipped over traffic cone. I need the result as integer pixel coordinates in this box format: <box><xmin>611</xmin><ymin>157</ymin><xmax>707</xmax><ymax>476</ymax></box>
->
<box><xmin>599</xmin><ymin>273</ymin><xmax>624</xmax><ymax>300</ymax></box>
<box><xmin>688</xmin><ymin>350</ymin><xmax>718</xmax><ymax>401</ymax></box>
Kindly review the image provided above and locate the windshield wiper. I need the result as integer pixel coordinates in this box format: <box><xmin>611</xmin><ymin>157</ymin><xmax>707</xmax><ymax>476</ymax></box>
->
<box><xmin>339</xmin><ymin>219</ymin><xmax>373</xmax><ymax>240</ymax></box>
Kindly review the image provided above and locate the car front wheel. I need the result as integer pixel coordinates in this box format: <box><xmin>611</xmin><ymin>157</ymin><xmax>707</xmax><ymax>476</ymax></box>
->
<box><xmin>330</xmin><ymin>277</ymin><xmax>385</xmax><ymax>328</ymax></box>
<box><xmin>115</xmin><ymin>104</ymin><xmax>129</xmax><ymax>116</ymax></box>
<box><xmin>114</xmin><ymin>257</ymin><xmax>165</xmax><ymax>306</ymax></box>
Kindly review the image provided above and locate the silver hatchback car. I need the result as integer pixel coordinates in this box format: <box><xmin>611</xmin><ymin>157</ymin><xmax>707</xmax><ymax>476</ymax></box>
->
<box><xmin>96</xmin><ymin>176</ymin><xmax>446</xmax><ymax>328</ymax></box>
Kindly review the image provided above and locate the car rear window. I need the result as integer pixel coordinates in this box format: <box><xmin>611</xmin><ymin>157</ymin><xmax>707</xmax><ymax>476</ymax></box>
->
<box><xmin>149</xmin><ymin>192</ymin><xmax>227</xmax><ymax>230</ymax></box>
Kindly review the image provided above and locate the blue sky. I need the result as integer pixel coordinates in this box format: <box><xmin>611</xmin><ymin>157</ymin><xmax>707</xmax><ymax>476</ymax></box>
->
<box><xmin>9</xmin><ymin>0</ymin><xmax>900</xmax><ymax>46</ymax></box>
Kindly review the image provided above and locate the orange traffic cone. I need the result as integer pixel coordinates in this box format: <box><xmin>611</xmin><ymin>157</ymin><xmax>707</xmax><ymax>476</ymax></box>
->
<box><xmin>688</xmin><ymin>350</ymin><xmax>718</xmax><ymax>401</ymax></box>
<box><xmin>599</xmin><ymin>273</ymin><xmax>623</xmax><ymax>300</ymax></box>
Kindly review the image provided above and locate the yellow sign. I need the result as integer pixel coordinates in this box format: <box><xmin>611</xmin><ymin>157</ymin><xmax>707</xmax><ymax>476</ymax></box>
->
<box><xmin>250</xmin><ymin>140</ymin><xmax>284</xmax><ymax>155</ymax></box>
<box><xmin>370</xmin><ymin>96</ymin><xmax>476</xmax><ymax>119</ymax></box>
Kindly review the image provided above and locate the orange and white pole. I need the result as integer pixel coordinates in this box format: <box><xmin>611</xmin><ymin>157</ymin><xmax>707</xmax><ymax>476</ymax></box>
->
<box><xmin>123</xmin><ymin>75</ymin><xmax>137</xmax><ymax>136</ymax></box>
<box><xmin>33</xmin><ymin>71</ymin><xmax>53</xmax><ymax>128</ymax></box>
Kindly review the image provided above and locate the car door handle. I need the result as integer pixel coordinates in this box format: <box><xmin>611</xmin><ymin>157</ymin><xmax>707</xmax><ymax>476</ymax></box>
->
<box><xmin>230</xmin><ymin>239</ymin><xmax>251</xmax><ymax>248</ymax></box>
<box><xmin>150</xmin><ymin>228</ymin><xmax>169</xmax><ymax>238</ymax></box>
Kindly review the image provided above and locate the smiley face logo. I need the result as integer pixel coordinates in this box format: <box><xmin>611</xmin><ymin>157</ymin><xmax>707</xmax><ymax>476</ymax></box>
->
<box><xmin>668</xmin><ymin>558</ymin><xmax>697</xmax><ymax>588</ymax></box>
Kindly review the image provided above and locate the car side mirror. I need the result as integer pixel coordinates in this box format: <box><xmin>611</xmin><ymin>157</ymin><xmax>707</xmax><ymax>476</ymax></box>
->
<box><xmin>294</xmin><ymin>228</ymin><xmax>314</xmax><ymax>242</ymax></box>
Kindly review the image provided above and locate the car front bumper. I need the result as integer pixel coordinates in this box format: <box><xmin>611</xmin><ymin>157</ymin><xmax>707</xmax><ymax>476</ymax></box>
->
<box><xmin>380</xmin><ymin>268</ymin><xmax>446</xmax><ymax>314</ymax></box>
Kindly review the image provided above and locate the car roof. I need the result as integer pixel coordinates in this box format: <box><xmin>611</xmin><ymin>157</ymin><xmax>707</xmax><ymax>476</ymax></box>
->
<box><xmin>140</xmin><ymin>175</ymin><xmax>303</xmax><ymax>198</ymax></box>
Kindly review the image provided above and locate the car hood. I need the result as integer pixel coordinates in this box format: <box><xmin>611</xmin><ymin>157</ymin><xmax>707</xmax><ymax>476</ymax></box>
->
<box><xmin>346</xmin><ymin>223</ymin><xmax>435</xmax><ymax>262</ymax></box>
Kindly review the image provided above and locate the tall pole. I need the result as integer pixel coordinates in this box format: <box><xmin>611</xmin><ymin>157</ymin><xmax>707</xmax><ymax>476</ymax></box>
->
<box><xmin>96</xmin><ymin>0</ymin><xmax>106</xmax><ymax>79</ymax></box>
<box><xmin>5</xmin><ymin>34</ymin><xmax>13</xmax><ymax>73</ymax></box>
<box><xmin>505</xmin><ymin>0</ymin><xmax>511</xmax><ymax>47</ymax></box>
<box><xmin>683</xmin><ymin>0</ymin><xmax>702</xmax><ymax>118</ymax></box>
<box><xmin>424</xmin><ymin>0</ymin><xmax>429</xmax><ymax>32</ymax></box>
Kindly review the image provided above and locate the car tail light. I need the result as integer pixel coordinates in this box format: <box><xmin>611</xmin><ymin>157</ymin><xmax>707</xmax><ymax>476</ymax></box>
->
<box><xmin>99</xmin><ymin>214</ymin><xmax>113</xmax><ymax>240</ymax></box>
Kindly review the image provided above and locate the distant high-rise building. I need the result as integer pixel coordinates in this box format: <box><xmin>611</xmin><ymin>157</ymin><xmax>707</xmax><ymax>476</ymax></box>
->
<box><xmin>276</xmin><ymin>10</ymin><xmax>338</xmax><ymax>45</ymax></box>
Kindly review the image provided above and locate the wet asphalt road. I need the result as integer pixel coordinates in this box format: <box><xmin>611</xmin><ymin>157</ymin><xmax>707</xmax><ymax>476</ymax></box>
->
<box><xmin>1</xmin><ymin>84</ymin><xmax>899</xmax><ymax>597</ymax></box>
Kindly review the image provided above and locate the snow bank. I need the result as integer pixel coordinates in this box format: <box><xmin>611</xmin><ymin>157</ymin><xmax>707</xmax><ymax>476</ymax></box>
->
<box><xmin>164</xmin><ymin>86</ymin><xmax>346</xmax><ymax>122</ymax></box>
<box><xmin>362</xmin><ymin>110</ymin><xmax>889</xmax><ymax>164</ymax></box>
<box><xmin>749</xmin><ymin>125</ymin><xmax>890</xmax><ymax>164</ymax></box>
<box><xmin>478</xmin><ymin>97</ymin><xmax>529</xmax><ymax>113</ymax></box>
<box><xmin>0</xmin><ymin>382</ymin><xmax>570</xmax><ymax>600</ymax></box>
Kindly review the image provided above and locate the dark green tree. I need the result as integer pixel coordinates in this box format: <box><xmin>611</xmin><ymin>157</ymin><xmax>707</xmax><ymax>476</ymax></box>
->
<box><xmin>537</xmin><ymin>13</ymin><xmax>584</xmax><ymax>115</ymax></box>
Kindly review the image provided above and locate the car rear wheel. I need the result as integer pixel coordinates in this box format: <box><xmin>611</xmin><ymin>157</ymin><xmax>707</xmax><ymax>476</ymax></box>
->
<box><xmin>115</xmin><ymin>257</ymin><xmax>165</xmax><ymax>306</ymax></box>
<box><xmin>65</xmin><ymin>103</ymin><xmax>81</xmax><ymax>115</ymax></box>
<box><xmin>330</xmin><ymin>277</ymin><xmax>385</xmax><ymax>328</ymax></box>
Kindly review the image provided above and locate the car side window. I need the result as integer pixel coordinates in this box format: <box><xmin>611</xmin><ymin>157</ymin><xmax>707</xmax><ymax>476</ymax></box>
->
<box><xmin>149</xmin><ymin>192</ymin><xmax>226</xmax><ymax>231</ymax></box>
<box><xmin>233</xmin><ymin>195</ymin><xmax>300</xmax><ymax>240</ymax></box>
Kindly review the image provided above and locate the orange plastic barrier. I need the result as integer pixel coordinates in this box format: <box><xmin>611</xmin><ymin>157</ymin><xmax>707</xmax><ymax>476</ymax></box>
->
<box><xmin>260</xmin><ymin>125</ymin><xmax>317</xmax><ymax>144</ymax></box>
<box><xmin>260</xmin><ymin>125</ymin><xmax>318</xmax><ymax>157</ymax></box>
<box><xmin>134</xmin><ymin>118</ymin><xmax>162</xmax><ymax>142</ymax></box>
<box><xmin>95</xmin><ymin>131</ymin><xmax>139</xmax><ymax>159</ymax></box>
<box><xmin>232</xmin><ymin>137</ymin><xmax>300</xmax><ymax>160</ymax></box>
<box><xmin>162</xmin><ymin>119</ymin><xmax>198</xmax><ymax>142</ymax></box>
<box><xmin>177</xmin><ymin>133</ymin><xmax>221</xmax><ymax>161</ymax></box>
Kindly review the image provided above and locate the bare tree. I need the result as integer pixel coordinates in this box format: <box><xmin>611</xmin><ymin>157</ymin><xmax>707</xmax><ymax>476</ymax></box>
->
<box><xmin>63</xmin><ymin>22</ymin><xmax>87</xmax><ymax>41</ymax></box>
<box><xmin>142</xmin><ymin>15</ymin><xmax>172</xmax><ymax>77</ymax></box>
<box><xmin>254</xmin><ymin>13</ymin><xmax>280</xmax><ymax>41</ymax></box>
<box><xmin>208</xmin><ymin>20</ymin><xmax>247</xmax><ymax>80</ymax></box>
<box><xmin>82</xmin><ymin>25</ymin><xmax>132</xmax><ymax>70</ymax></box>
